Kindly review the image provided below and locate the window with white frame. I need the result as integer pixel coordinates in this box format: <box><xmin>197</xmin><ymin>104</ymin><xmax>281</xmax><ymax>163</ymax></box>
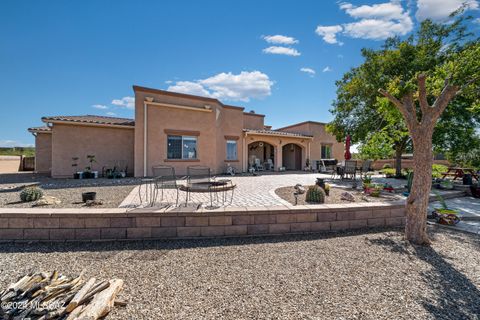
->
<box><xmin>321</xmin><ymin>145</ymin><xmax>331</xmax><ymax>159</ymax></box>
<box><xmin>226</xmin><ymin>140</ymin><xmax>238</xmax><ymax>160</ymax></box>
<box><xmin>167</xmin><ymin>135</ymin><xmax>197</xmax><ymax>159</ymax></box>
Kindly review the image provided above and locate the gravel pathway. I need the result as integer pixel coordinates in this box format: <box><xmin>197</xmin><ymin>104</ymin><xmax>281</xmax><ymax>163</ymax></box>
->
<box><xmin>0</xmin><ymin>174</ymin><xmax>137</xmax><ymax>208</ymax></box>
<box><xmin>0</xmin><ymin>227</ymin><xmax>478</xmax><ymax>319</ymax></box>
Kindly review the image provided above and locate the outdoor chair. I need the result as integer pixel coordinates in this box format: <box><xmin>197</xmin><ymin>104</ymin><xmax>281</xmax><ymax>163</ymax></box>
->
<box><xmin>152</xmin><ymin>165</ymin><xmax>181</xmax><ymax>206</ymax></box>
<box><xmin>342</xmin><ymin>160</ymin><xmax>357</xmax><ymax>180</ymax></box>
<box><xmin>255</xmin><ymin>158</ymin><xmax>264</xmax><ymax>171</ymax></box>
<box><xmin>184</xmin><ymin>165</ymin><xmax>215</xmax><ymax>206</ymax></box>
<box><xmin>358</xmin><ymin>159</ymin><xmax>372</xmax><ymax>178</ymax></box>
<box><xmin>266</xmin><ymin>158</ymin><xmax>273</xmax><ymax>170</ymax></box>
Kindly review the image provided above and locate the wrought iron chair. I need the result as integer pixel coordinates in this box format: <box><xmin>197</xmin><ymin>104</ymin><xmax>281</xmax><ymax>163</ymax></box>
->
<box><xmin>342</xmin><ymin>160</ymin><xmax>357</xmax><ymax>180</ymax></box>
<box><xmin>358</xmin><ymin>159</ymin><xmax>372</xmax><ymax>179</ymax></box>
<box><xmin>152</xmin><ymin>165</ymin><xmax>181</xmax><ymax>206</ymax></box>
<box><xmin>185</xmin><ymin>166</ymin><xmax>214</xmax><ymax>206</ymax></box>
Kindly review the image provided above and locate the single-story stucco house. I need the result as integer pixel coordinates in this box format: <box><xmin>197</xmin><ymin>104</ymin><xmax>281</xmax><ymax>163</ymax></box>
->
<box><xmin>28</xmin><ymin>86</ymin><xmax>344</xmax><ymax>178</ymax></box>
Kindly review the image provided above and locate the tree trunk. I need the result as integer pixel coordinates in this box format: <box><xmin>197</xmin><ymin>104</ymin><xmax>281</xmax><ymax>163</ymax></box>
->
<box><xmin>405</xmin><ymin>130</ymin><xmax>433</xmax><ymax>244</ymax></box>
<box><xmin>394</xmin><ymin>146</ymin><xmax>403</xmax><ymax>178</ymax></box>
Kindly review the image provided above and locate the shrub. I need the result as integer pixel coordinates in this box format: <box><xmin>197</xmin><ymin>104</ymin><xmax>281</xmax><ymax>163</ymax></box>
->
<box><xmin>382</xmin><ymin>163</ymin><xmax>392</xmax><ymax>169</ymax></box>
<box><xmin>306</xmin><ymin>185</ymin><xmax>326</xmax><ymax>203</ymax></box>
<box><xmin>20</xmin><ymin>187</ymin><xmax>43</xmax><ymax>202</ymax></box>
<box><xmin>432</xmin><ymin>164</ymin><xmax>448</xmax><ymax>179</ymax></box>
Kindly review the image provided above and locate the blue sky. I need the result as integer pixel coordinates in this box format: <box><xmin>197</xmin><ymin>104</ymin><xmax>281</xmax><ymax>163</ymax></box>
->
<box><xmin>1</xmin><ymin>0</ymin><xmax>479</xmax><ymax>147</ymax></box>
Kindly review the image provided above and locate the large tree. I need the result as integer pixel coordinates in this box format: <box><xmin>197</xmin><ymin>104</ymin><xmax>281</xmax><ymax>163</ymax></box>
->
<box><xmin>328</xmin><ymin>16</ymin><xmax>480</xmax><ymax>178</ymax></box>
<box><xmin>379</xmin><ymin>35</ymin><xmax>479</xmax><ymax>243</ymax></box>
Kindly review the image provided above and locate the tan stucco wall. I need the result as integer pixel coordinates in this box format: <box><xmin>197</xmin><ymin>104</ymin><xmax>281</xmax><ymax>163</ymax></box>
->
<box><xmin>277</xmin><ymin>122</ymin><xmax>344</xmax><ymax>161</ymax></box>
<box><xmin>0</xmin><ymin>156</ymin><xmax>21</xmax><ymax>173</ymax></box>
<box><xmin>35</xmin><ymin>133</ymin><xmax>52</xmax><ymax>174</ymax></box>
<box><xmin>51</xmin><ymin>124</ymin><xmax>134</xmax><ymax>178</ymax></box>
<box><xmin>134</xmin><ymin>90</ymin><xmax>245</xmax><ymax>177</ymax></box>
<box><xmin>243</xmin><ymin>113</ymin><xmax>265</xmax><ymax>129</ymax></box>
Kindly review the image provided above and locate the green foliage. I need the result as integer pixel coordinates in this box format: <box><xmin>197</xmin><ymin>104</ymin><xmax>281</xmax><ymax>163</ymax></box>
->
<box><xmin>328</xmin><ymin>13</ymin><xmax>480</xmax><ymax>164</ymax></box>
<box><xmin>0</xmin><ymin>147</ymin><xmax>35</xmax><ymax>157</ymax></box>
<box><xmin>20</xmin><ymin>187</ymin><xmax>43</xmax><ymax>202</ymax></box>
<box><xmin>358</xmin><ymin>131</ymin><xmax>395</xmax><ymax>160</ymax></box>
<box><xmin>306</xmin><ymin>185</ymin><xmax>326</xmax><ymax>203</ymax></box>
<box><xmin>432</xmin><ymin>164</ymin><xmax>448</xmax><ymax>178</ymax></box>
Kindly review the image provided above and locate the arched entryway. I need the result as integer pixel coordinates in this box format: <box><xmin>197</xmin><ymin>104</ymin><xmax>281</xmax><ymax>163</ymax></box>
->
<box><xmin>282</xmin><ymin>143</ymin><xmax>302</xmax><ymax>170</ymax></box>
<box><xmin>248</xmin><ymin>141</ymin><xmax>275</xmax><ymax>170</ymax></box>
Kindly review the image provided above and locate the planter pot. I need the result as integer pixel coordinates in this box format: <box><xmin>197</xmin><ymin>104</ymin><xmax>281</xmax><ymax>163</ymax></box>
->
<box><xmin>470</xmin><ymin>185</ymin><xmax>480</xmax><ymax>198</ymax></box>
<box><xmin>82</xmin><ymin>192</ymin><xmax>96</xmax><ymax>203</ymax></box>
<box><xmin>83</xmin><ymin>172</ymin><xmax>93</xmax><ymax>179</ymax></box>
<box><xmin>463</xmin><ymin>174</ymin><xmax>473</xmax><ymax>185</ymax></box>
<box><xmin>73</xmin><ymin>173</ymin><xmax>81</xmax><ymax>179</ymax></box>
<box><xmin>316</xmin><ymin>178</ymin><xmax>325</xmax><ymax>189</ymax></box>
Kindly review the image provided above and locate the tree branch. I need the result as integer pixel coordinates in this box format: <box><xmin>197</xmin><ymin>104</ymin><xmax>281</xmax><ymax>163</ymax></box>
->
<box><xmin>417</xmin><ymin>74</ymin><xmax>430</xmax><ymax>116</ymax></box>
<box><xmin>378</xmin><ymin>88</ymin><xmax>417</xmax><ymax>132</ymax></box>
<box><xmin>403</xmin><ymin>92</ymin><xmax>418</xmax><ymax>125</ymax></box>
<box><xmin>431</xmin><ymin>78</ymin><xmax>460</xmax><ymax>120</ymax></box>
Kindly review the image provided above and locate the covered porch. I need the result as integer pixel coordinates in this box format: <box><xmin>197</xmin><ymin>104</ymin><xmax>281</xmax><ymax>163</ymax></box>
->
<box><xmin>242</xmin><ymin>129</ymin><xmax>313</xmax><ymax>172</ymax></box>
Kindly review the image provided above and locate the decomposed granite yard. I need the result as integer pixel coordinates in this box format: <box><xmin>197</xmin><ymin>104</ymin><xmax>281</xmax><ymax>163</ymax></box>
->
<box><xmin>0</xmin><ymin>226</ymin><xmax>478</xmax><ymax>320</ymax></box>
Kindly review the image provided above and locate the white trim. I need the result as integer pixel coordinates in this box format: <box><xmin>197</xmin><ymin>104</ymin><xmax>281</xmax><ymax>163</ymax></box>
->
<box><xmin>143</xmin><ymin>102</ymin><xmax>148</xmax><ymax>177</ymax></box>
<box><xmin>244</xmin><ymin>131</ymin><xmax>313</xmax><ymax>139</ymax></box>
<box><xmin>145</xmin><ymin>101</ymin><xmax>213</xmax><ymax>113</ymax></box>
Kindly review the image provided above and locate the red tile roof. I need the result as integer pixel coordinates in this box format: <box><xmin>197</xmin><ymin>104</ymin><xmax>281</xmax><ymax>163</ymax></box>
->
<box><xmin>41</xmin><ymin>115</ymin><xmax>135</xmax><ymax>127</ymax></box>
<box><xmin>27</xmin><ymin>126</ymin><xmax>51</xmax><ymax>133</ymax></box>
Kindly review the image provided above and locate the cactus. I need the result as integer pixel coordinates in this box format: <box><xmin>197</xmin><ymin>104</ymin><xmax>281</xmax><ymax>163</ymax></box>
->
<box><xmin>20</xmin><ymin>187</ymin><xmax>44</xmax><ymax>202</ymax></box>
<box><xmin>305</xmin><ymin>185</ymin><xmax>326</xmax><ymax>203</ymax></box>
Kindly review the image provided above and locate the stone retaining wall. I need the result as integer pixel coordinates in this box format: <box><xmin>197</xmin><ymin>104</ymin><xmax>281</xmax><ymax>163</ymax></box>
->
<box><xmin>0</xmin><ymin>203</ymin><xmax>406</xmax><ymax>241</ymax></box>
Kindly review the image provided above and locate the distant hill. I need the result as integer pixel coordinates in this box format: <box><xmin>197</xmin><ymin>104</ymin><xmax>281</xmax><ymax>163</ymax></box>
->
<box><xmin>0</xmin><ymin>147</ymin><xmax>35</xmax><ymax>157</ymax></box>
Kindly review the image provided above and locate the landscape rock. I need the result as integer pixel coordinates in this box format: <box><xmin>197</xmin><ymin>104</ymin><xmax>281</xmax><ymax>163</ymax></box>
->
<box><xmin>341</xmin><ymin>192</ymin><xmax>355</xmax><ymax>202</ymax></box>
<box><xmin>85</xmin><ymin>199</ymin><xmax>104</xmax><ymax>207</ymax></box>
<box><xmin>33</xmin><ymin>196</ymin><xmax>61</xmax><ymax>206</ymax></box>
<box><xmin>294</xmin><ymin>184</ymin><xmax>306</xmax><ymax>194</ymax></box>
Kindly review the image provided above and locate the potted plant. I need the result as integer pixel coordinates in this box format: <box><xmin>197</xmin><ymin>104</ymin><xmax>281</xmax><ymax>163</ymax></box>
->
<box><xmin>370</xmin><ymin>185</ymin><xmax>382</xmax><ymax>197</ymax></box>
<box><xmin>84</xmin><ymin>154</ymin><xmax>97</xmax><ymax>179</ymax></box>
<box><xmin>431</xmin><ymin>192</ymin><xmax>460</xmax><ymax>225</ymax></box>
<box><xmin>304</xmin><ymin>158</ymin><xmax>311</xmax><ymax>171</ymax></box>
<box><xmin>72</xmin><ymin>157</ymin><xmax>81</xmax><ymax>179</ymax></box>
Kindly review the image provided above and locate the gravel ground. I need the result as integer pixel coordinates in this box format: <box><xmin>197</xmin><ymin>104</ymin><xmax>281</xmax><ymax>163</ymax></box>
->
<box><xmin>0</xmin><ymin>174</ymin><xmax>137</xmax><ymax>208</ymax></box>
<box><xmin>0</xmin><ymin>227</ymin><xmax>478</xmax><ymax>319</ymax></box>
<box><xmin>275</xmin><ymin>185</ymin><xmax>402</xmax><ymax>205</ymax></box>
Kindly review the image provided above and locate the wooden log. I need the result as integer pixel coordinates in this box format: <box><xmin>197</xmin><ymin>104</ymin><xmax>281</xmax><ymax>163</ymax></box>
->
<box><xmin>66</xmin><ymin>278</ymin><xmax>96</xmax><ymax>312</ymax></box>
<box><xmin>66</xmin><ymin>305</ymin><xmax>84</xmax><ymax>320</ymax></box>
<box><xmin>77</xmin><ymin>279</ymin><xmax>123</xmax><ymax>320</ymax></box>
<box><xmin>114</xmin><ymin>299</ymin><xmax>127</xmax><ymax>307</ymax></box>
<box><xmin>77</xmin><ymin>281</ymin><xmax>109</xmax><ymax>306</ymax></box>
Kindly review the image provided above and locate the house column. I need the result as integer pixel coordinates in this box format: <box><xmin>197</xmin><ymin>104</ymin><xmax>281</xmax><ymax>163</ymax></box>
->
<box><xmin>275</xmin><ymin>144</ymin><xmax>283</xmax><ymax>171</ymax></box>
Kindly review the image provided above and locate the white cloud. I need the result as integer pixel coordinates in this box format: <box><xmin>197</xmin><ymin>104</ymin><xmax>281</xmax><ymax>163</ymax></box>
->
<box><xmin>315</xmin><ymin>25</ymin><xmax>343</xmax><ymax>44</ymax></box>
<box><xmin>337</xmin><ymin>54</ymin><xmax>344</xmax><ymax>59</ymax></box>
<box><xmin>262</xmin><ymin>46</ymin><xmax>301</xmax><ymax>56</ymax></box>
<box><xmin>322</xmin><ymin>66</ymin><xmax>332</xmax><ymax>72</ymax></box>
<box><xmin>165</xmin><ymin>80</ymin><xmax>173</xmax><ymax>84</ymax></box>
<box><xmin>167</xmin><ymin>81</ymin><xmax>211</xmax><ymax>97</ymax></box>
<box><xmin>316</xmin><ymin>1</ymin><xmax>413</xmax><ymax>44</ymax></box>
<box><xmin>106</xmin><ymin>111</ymin><xmax>117</xmax><ymax>116</ymax></box>
<box><xmin>263</xmin><ymin>34</ymin><xmax>299</xmax><ymax>45</ymax></box>
<box><xmin>167</xmin><ymin>71</ymin><xmax>273</xmax><ymax>102</ymax></box>
<box><xmin>475</xmin><ymin>17</ymin><xmax>480</xmax><ymax>24</ymax></box>
<box><xmin>0</xmin><ymin>140</ymin><xmax>33</xmax><ymax>148</ymax></box>
<box><xmin>92</xmin><ymin>104</ymin><xmax>108</xmax><ymax>110</ymax></box>
<box><xmin>111</xmin><ymin>96</ymin><xmax>135</xmax><ymax>109</ymax></box>
<box><xmin>416</xmin><ymin>0</ymin><xmax>479</xmax><ymax>21</ymax></box>
<box><xmin>300</xmin><ymin>67</ymin><xmax>316</xmax><ymax>76</ymax></box>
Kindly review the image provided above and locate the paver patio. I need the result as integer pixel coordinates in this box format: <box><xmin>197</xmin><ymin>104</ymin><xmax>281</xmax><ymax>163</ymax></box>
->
<box><xmin>120</xmin><ymin>172</ymin><xmax>408</xmax><ymax>208</ymax></box>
